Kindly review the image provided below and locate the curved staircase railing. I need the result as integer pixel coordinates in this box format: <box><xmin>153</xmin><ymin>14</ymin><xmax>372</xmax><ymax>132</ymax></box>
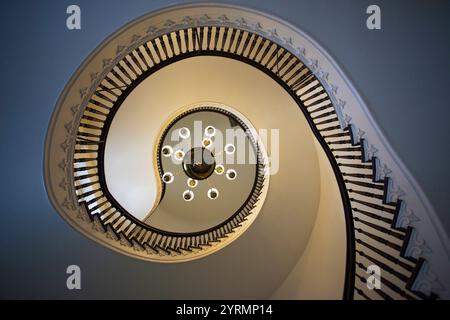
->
<box><xmin>70</xmin><ymin>24</ymin><xmax>438</xmax><ymax>299</ymax></box>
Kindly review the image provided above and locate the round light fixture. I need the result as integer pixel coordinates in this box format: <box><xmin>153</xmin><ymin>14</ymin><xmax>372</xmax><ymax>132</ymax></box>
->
<box><xmin>187</xmin><ymin>178</ymin><xmax>198</xmax><ymax>188</ymax></box>
<box><xmin>204</xmin><ymin>126</ymin><xmax>216</xmax><ymax>137</ymax></box>
<box><xmin>215</xmin><ymin>164</ymin><xmax>225</xmax><ymax>175</ymax></box>
<box><xmin>226</xmin><ymin>169</ymin><xmax>237</xmax><ymax>181</ymax></box>
<box><xmin>179</xmin><ymin>127</ymin><xmax>190</xmax><ymax>139</ymax></box>
<box><xmin>182</xmin><ymin>147</ymin><xmax>216</xmax><ymax>181</ymax></box>
<box><xmin>182</xmin><ymin>190</ymin><xmax>194</xmax><ymax>202</ymax></box>
<box><xmin>202</xmin><ymin>138</ymin><xmax>213</xmax><ymax>148</ymax></box>
<box><xmin>174</xmin><ymin>149</ymin><xmax>185</xmax><ymax>161</ymax></box>
<box><xmin>225</xmin><ymin>144</ymin><xmax>235</xmax><ymax>155</ymax></box>
<box><xmin>161</xmin><ymin>145</ymin><xmax>173</xmax><ymax>157</ymax></box>
<box><xmin>162</xmin><ymin>172</ymin><xmax>174</xmax><ymax>184</ymax></box>
<box><xmin>207</xmin><ymin>188</ymin><xmax>219</xmax><ymax>200</ymax></box>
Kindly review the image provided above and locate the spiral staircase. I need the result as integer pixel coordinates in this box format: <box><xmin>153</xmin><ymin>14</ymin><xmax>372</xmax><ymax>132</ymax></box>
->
<box><xmin>44</xmin><ymin>4</ymin><xmax>450</xmax><ymax>300</ymax></box>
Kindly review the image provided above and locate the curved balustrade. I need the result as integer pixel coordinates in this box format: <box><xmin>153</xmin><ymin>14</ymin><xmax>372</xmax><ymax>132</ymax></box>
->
<box><xmin>71</xmin><ymin>24</ymin><xmax>437</xmax><ymax>299</ymax></box>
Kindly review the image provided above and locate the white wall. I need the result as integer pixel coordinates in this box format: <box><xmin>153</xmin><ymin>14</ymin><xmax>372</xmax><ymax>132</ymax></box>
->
<box><xmin>272</xmin><ymin>140</ymin><xmax>347</xmax><ymax>299</ymax></box>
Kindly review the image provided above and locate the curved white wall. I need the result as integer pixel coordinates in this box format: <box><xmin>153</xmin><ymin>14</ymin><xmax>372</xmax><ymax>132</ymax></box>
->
<box><xmin>272</xmin><ymin>140</ymin><xmax>347</xmax><ymax>299</ymax></box>
<box><xmin>103</xmin><ymin>56</ymin><xmax>332</xmax><ymax>297</ymax></box>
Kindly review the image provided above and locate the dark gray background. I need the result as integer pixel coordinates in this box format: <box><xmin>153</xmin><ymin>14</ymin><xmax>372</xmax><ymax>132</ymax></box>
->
<box><xmin>0</xmin><ymin>0</ymin><xmax>448</xmax><ymax>298</ymax></box>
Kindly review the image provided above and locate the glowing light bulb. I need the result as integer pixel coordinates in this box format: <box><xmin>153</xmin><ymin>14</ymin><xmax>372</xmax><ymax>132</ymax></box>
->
<box><xmin>162</xmin><ymin>172</ymin><xmax>174</xmax><ymax>183</ymax></box>
<box><xmin>202</xmin><ymin>138</ymin><xmax>212</xmax><ymax>148</ymax></box>
<box><xmin>174</xmin><ymin>150</ymin><xmax>185</xmax><ymax>161</ymax></box>
<box><xmin>224</xmin><ymin>144</ymin><xmax>235</xmax><ymax>155</ymax></box>
<box><xmin>187</xmin><ymin>178</ymin><xmax>198</xmax><ymax>188</ymax></box>
<box><xmin>226</xmin><ymin>169</ymin><xmax>237</xmax><ymax>180</ymax></box>
<box><xmin>207</xmin><ymin>188</ymin><xmax>219</xmax><ymax>200</ymax></box>
<box><xmin>204</xmin><ymin>126</ymin><xmax>216</xmax><ymax>137</ymax></box>
<box><xmin>215</xmin><ymin>164</ymin><xmax>224</xmax><ymax>175</ymax></box>
<box><xmin>183</xmin><ymin>190</ymin><xmax>194</xmax><ymax>202</ymax></box>
<box><xmin>161</xmin><ymin>145</ymin><xmax>173</xmax><ymax>157</ymax></box>
<box><xmin>179</xmin><ymin>127</ymin><xmax>190</xmax><ymax>139</ymax></box>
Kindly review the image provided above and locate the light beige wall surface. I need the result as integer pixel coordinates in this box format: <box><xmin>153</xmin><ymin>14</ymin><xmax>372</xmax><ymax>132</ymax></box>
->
<box><xmin>271</xmin><ymin>139</ymin><xmax>347</xmax><ymax>299</ymax></box>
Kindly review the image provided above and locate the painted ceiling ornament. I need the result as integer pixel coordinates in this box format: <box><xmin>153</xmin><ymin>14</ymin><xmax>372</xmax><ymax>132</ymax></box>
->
<box><xmin>283</xmin><ymin>36</ymin><xmax>293</xmax><ymax>46</ymax></box>
<box><xmin>236</xmin><ymin>17</ymin><xmax>247</xmax><ymax>26</ymax></box>
<box><xmin>217</xmin><ymin>14</ymin><xmax>228</xmax><ymax>23</ymax></box>
<box><xmin>307</xmin><ymin>58</ymin><xmax>318</xmax><ymax>72</ymax></box>
<box><xmin>198</xmin><ymin>14</ymin><xmax>210</xmax><ymax>24</ymax></box>
<box><xmin>296</xmin><ymin>46</ymin><xmax>306</xmax><ymax>57</ymax></box>
<box><xmin>130</xmin><ymin>34</ymin><xmax>141</xmax><ymax>44</ymax></box>
<box><xmin>146</xmin><ymin>25</ymin><xmax>157</xmax><ymax>35</ymax></box>
<box><xmin>250</xmin><ymin>22</ymin><xmax>262</xmax><ymax>31</ymax></box>
<box><xmin>267</xmin><ymin>28</ymin><xmax>278</xmax><ymax>37</ymax></box>
<box><xmin>401</xmin><ymin>208</ymin><xmax>421</xmax><ymax>227</ymax></box>
<box><xmin>79</xmin><ymin>87</ymin><xmax>87</xmax><ymax>98</ymax></box>
<box><xmin>116</xmin><ymin>45</ymin><xmax>126</xmax><ymax>55</ymax></box>
<box><xmin>163</xmin><ymin>19</ymin><xmax>175</xmax><ymax>28</ymax></box>
<box><xmin>102</xmin><ymin>58</ymin><xmax>112</xmax><ymax>68</ymax></box>
<box><xmin>316</xmin><ymin>69</ymin><xmax>329</xmax><ymax>81</ymax></box>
